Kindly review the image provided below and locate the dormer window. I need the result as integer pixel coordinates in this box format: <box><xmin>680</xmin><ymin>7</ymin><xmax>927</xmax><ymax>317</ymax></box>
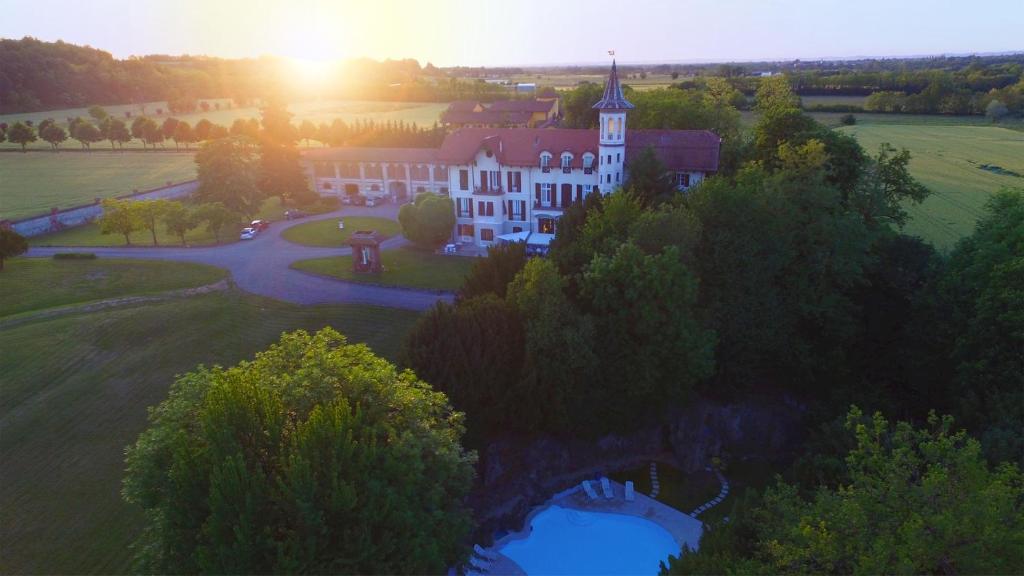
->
<box><xmin>560</xmin><ymin>153</ymin><xmax>573</xmax><ymax>173</ymax></box>
<box><xmin>582</xmin><ymin>153</ymin><xmax>595</xmax><ymax>174</ymax></box>
<box><xmin>540</xmin><ymin>152</ymin><xmax>552</xmax><ymax>172</ymax></box>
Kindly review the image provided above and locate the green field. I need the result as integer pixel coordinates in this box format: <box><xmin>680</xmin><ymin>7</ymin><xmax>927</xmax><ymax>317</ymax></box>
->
<box><xmin>0</xmin><ymin>267</ymin><xmax>421</xmax><ymax>574</ymax></box>
<box><xmin>0</xmin><ymin>99</ymin><xmax>448</xmax><ymax>152</ymax></box>
<box><xmin>0</xmin><ymin>258</ymin><xmax>226</xmax><ymax>317</ymax></box>
<box><xmin>800</xmin><ymin>94</ymin><xmax>867</xmax><ymax>108</ymax></box>
<box><xmin>281</xmin><ymin>216</ymin><xmax>402</xmax><ymax>247</ymax></box>
<box><xmin>0</xmin><ymin>152</ymin><xmax>197</xmax><ymax>220</ymax></box>
<box><xmin>293</xmin><ymin>246</ymin><xmax>475</xmax><ymax>291</ymax></box>
<box><xmin>839</xmin><ymin>125</ymin><xmax>1024</xmax><ymax>250</ymax></box>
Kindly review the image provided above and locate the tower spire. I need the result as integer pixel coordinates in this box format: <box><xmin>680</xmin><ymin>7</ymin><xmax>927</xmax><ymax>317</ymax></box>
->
<box><xmin>593</xmin><ymin>59</ymin><xmax>634</xmax><ymax>110</ymax></box>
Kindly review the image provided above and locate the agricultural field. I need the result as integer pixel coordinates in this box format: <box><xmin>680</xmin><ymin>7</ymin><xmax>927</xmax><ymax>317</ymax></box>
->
<box><xmin>293</xmin><ymin>246</ymin><xmax>475</xmax><ymax>291</ymax></box>
<box><xmin>0</xmin><ymin>152</ymin><xmax>197</xmax><ymax>220</ymax></box>
<box><xmin>0</xmin><ymin>99</ymin><xmax>448</xmax><ymax>152</ymax></box>
<box><xmin>0</xmin><ymin>265</ymin><xmax>422</xmax><ymax>574</ymax></box>
<box><xmin>840</xmin><ymin>124</ymin><xmax>1024</xmax><ymax>250</ymax></box>
<box><xmin>800</xmin><ymin>94</ymin><xmax>867</xmax><ymax>108</ymax></box>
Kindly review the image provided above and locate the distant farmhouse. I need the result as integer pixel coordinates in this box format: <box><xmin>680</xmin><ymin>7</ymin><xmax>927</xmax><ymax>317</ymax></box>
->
<box><xmin>441</xmin><ymin>98</ymin><xmax>560</xmax><ymax>129</ymax></box>
<box><xmin>302</xmin><ymin>62</ymin><xmax>721</xmax><ymax>251</ymax></box>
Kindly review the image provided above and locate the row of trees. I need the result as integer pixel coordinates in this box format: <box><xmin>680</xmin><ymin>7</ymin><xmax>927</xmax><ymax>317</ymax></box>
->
<box><xmin>97</xmin><ymin>198</ymin><xmax>241</xmax><ymax>245</ymax></box>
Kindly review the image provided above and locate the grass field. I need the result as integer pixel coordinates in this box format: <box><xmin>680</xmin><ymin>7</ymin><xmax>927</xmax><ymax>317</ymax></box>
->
<box><xmin>293</xmin><ymin>245</ymin><xmax>474</xmax><ymax>291</ymax></box>
<box><xmin>0</xmin><ymin>99</ymin><xmax>448</xmax><ymax>152</ymax></box>
<box><xmin>799</xmin><ymin>94</ymin><xmax>868</xmax><ymax>108</ymax></box>
<box><xmin>0</xmin><ymin>285</ymin><xmax>421</xmax><ymax>574</ymax></box>
<box><xmin>839</xmin><ymin>125</ymin><xmax>1024</xmax><ymax>250</ymax></box>
<box><xmin>281</xmin><ymin>216</ymin><xmax>402</xmax><ymax>247</ymax></box>
<box><xmin>0</xmin><ymin>152</ymin><xmax>197</xmax><ymax>220</ymax></box>
<box><xmin>0</xmin><ymin>258</ymin><xmax>226</xmax><ymax>317</ymax></box>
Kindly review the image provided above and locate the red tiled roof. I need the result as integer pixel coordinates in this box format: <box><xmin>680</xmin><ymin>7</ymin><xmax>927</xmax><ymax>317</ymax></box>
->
<box><xmin>487</xmin><ymin>99</ymin><xmax>557</xmax><ymax>113</ymax></box>
<box><xmin>302</xmin><ymin>147</ymin><xmax>438</xmax><ymax>164</ymax></box>
<box><xmin>446</xmin><ymin>100</ymin><xmax>480</xmax><ymax>113</ymax></box>
<box><xmin>441</xmin><ymin>109</ymin><xmax>533</xmax><ymax>125</ymax></box>
<box><xmin>628</xmin><ymin>130</ymin><xmax>721</xmax><ymax>172</ymax></box>
<box><xmin>437</xmin><ymin>128</ymin><xmax>599</xmax><ymax>167</ymax></box>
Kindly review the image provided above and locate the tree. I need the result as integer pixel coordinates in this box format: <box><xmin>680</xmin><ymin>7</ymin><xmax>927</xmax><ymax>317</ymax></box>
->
<box><xmin>7</xmin><ymin>121</ymin><xmax>36</xmax><ymax>151</ymax></box>
<box><xmin>172</xmin><ymin>121</ymin><xmax>194</xmax><ymax>150</ymax></box>
<box><xmin>39</xmin><ymin>122</ymin><xmax>68</xmax><ymax>150</ymax></box>
<box><xmin>193</xmin><ymin>118</ymin><xmax>213</xmax><ymax>141</ymax></box>
<box><xmin>194</xmin><ymin>202</ymin><xmax>239</xmax><ymax>244</ymax></box>
<box><xmin>123</xmin><ymin>328</ymin><xmax>475</xmax><ymax>574</ymax></box>
<box><xmin>100</xmin><ymin>117</ymin><xmax>131</xmax><ymax>149</ymax></box>
<box><xmin>87</xmin><ymin>105</ymin><xmax>108</xmax><ymax>123</ymax></box>
<box><xmin>849</xmin><ymin>143</ymin><xmax>931</xmax><ymax>229</ymax></box>
<box><xmin>663</xmin><ymin>408</ymin><xmax>1024</xmax><ymax>575</ymax></box>
<box><xmin>71</xmin><ymin>120</ymin><xmax>102</xmax><ymax>149</ymax></box>
<box><xmin>402</xmin><ymin>296</ymin><xmax>526</xmax><ymax>445</ymax></box>
<box><xmin>162</xmin><ymin>201</ymin><xmax>197</xmax><ymax>245</ymax></box>
<box><xmin>985</xmin><ymin>99</ymin><xmax>1009</xmax><ymax>123</ymax></box>
<box><xmin>458</xmin><ymin>240</ymin><xmax>527</xmax><ymax>300</ymax></box>
<box><xmin>161</xmin><ymin>117</ymin><xmax>180</xmax><ymax>143</ymax></box>
<box><xmin>195</xmin><ymin>137</ymin><xmax>263</xmax><ymax>216</ymax></box>
<box><xmin>298</xmin><ymin>119</ymin><xmax>317</xmax><ymax>147</ymax></box>
<box><xmin>134</xmin><ymin>199</ymin><xmax>172</xmax><ymax>245</ymax></box>
<box><xmin>560</xmin><ymin>81</ymin><xmax>605</xmax><ymax>128</ymax></box>
<box><xmin>131</xmin><ymin>117</ymin><xmax>161</xmax><ymax>149</ymax></box>
<box><xmin>258</xmin><ymin>100</ymin><xmax>315</xmax><ymax>205</ymax></box>
<box><xmin>624</xmin><ymin>145</ymin><xmax>676</xmax><ymax>205</ymax></box>
<box><xmin>98</xmin><ymin>199</ymin><xmax>141</xmax><ymax>245</ymax></box>
<box><xmin>580</xmin><ymin>243</ymin><xmax>714</xmax><ymax>431</ymax></box>
<box><xmin>398</xmin><ymin>193</ymin><xmax>456</xmax><ymax>248</ymax></box>
<box><xmin>0</xmin><ymin>228</ymin><xmax>29</xmax><ymax>270</ymax></box>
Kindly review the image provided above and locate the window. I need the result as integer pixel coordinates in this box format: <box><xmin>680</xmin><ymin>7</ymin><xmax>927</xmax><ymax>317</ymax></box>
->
<box><xmin>538</xmin><ymin>216</ymin><xmax>555</xmax><ymax>234</ymax></box>
<box><xmin>510</xmin><ymin>200</ymin><xmax>525</xmax><ymax>221</ymax></box>
<box><xmin>616</xmin><ymin>153</ymin><xmax>621</xmax><ymax>163</ymax></box>
<box><xmin>616</xmin><ymin>172</ymin><xmax>620</xmax><ymax>183</ymax></box>
<box><xmin>457</xmin><ymin>198</ymin><xmax>473</xmax><ymax>218</ymax></box>
<box><xmin>583</xmin><ymin>153</ymin><xmax>594</xmax><ymax>174</ymax></box>
<box><xmin>322</xmin><ymin>181</ymin><xmax>333</xmax><ymax>190</ymax></box>
<box><xmin>541</xmin><ymin>183</ymin><xmax>553</xmax><ymax>205</ymax></box>
<box><xmin>540</xmin><ymin>153</ymin><xmax>551</xmax><ymax>168</ymax></box>
<box><xmin>434</xmin><ymin>165</ymin><xmax>449</xmax><ymax>182</ymax></box>
<box><xmin>459</xmin><ymin>169</ymin><xmax>469</xmax><ymax>190</ymax></box>
<box><xmin>370</xmin><ymin>184</ymin><xmax>380</xmax><ymax>191</ymax></box>
<box><xmin>676</xmin><ymin>172</ymin><xmax>691</xmax><ymax>188</ymax></box>
<box><xmin>457</xmin><ymin>224</ymin><xmax>474</xmax><ymax>237</ymax></box>
<box><xmin>561</xmin><ymin>153</ymin><xmax>573</xmax><ymax>172</ymax></box>
<box><xmin>477</xmin><ymin>201</ymin><xmax>494</xmax><ymax>216</ymax></box>
<box><xmin>584</xmin><ymin>184</ymin><xmax>594</xmax><ymax>195</ymax></box>
<box><xmin>416</xmin><ymin>186</ymin><xmax>426</xmax><ymax>193</ymax></box>
<box><xmin>481</xmin><ymin>228</ymin><xmax>494</xmax><ymax>242</ymax></box>
<box><xmin>506</xmin><ymin>171</ymin><xmax>522</xmax><ymax>193</ymax></box>
<box><xmin>607</xmin><ymin>154</ymin><xmax>612</xmax><ymax>164</ymax></box>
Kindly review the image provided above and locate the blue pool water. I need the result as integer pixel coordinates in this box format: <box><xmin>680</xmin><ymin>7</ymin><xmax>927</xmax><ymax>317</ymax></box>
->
<box><xmin>497</xmin><ymin>505</ymin><xmax>679</xmax><ymax>575</ymax></box>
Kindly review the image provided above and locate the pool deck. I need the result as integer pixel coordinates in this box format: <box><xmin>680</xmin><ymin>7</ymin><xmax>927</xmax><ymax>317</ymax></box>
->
<box><xmin>474</xmin><ymin>479</ymin><xmax>702</xmax><ymax>575</ymax></box>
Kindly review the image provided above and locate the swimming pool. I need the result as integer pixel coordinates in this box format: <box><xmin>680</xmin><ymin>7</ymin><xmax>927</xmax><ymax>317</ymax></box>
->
<box><xmin>497</xmin><ymin>505</ymin><xmax>680</xmax><ymax>575</ymax></box>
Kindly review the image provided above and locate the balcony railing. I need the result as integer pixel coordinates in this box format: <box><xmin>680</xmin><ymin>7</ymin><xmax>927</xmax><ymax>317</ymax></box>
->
<box><xmin>562</xmin><ymin>166</ymin><xmax>572</xmax><ymax>174</ymax></box>
<box><xmin>533</xmin><ymin>200</ymin><xmax>563</xmax><ymax>211</ymax></box>
<box><xmin>541</xmin><ymin>166</ymin><xmax>551</xmax><ymax>173</ymax></box>
<box><xmin>583</xmin><ymin>167</ymin><xmax>594</xmax><ymax>175</ymax></box>
<box><xmin>473</xmin><ymin>185</ymin><xmax>504</xmax><ymax>196</ymax></box>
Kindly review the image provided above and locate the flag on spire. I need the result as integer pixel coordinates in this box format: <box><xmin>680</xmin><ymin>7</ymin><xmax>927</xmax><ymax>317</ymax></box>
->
<box><xmin>608</xmin><ymin>50</ymin><xmax>615</xmax><ymax>56</ymax></box>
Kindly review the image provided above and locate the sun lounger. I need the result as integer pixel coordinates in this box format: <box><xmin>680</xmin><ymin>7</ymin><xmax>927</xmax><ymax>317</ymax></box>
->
<box><xmin>625</xmin><ymin>480</ymin><xmax>635</xmax><ymax>502</ymax></box>
<box><xmin>582</xmin><ymin>480</ymin><xmax>599</xmax><ymax>500</ymax></box>
<box><xmin>601</xmin><ymin>477</ymin><xmax>614</xmax><ymax>499</ymax></box>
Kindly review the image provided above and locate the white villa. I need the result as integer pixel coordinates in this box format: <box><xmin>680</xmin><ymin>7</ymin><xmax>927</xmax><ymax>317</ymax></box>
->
<box><xmin>302</xmin><ymin>61</ymin><xmax>721</xmax><ymax>252</ymax></box>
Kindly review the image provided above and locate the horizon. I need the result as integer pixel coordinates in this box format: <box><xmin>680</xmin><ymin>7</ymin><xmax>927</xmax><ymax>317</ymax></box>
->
<box><xmin>2</xmin><ymin>0</ymin><xmax>1022</xmax><ymax>67</ymax></box>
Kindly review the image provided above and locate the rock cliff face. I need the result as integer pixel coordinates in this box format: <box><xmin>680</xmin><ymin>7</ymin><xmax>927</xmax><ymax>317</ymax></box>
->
<box><xmin>468</xmin><ymin>396</ymin><xmax>804</xmax><ymax>542</ymax></box>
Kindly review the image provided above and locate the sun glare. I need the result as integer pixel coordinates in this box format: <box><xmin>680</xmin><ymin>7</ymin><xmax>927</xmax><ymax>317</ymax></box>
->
<box><xmin>287</xmin><ymin>57</ymin><xmax>339</xmax><ymax>90</ymax></box>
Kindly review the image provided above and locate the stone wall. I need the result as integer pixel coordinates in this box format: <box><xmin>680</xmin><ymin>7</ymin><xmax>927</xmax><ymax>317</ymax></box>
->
<box><xmin>468</xmin><ymin>396</ymin><xmax>805</xmax><ymax>542</ymax></box>
<box><xmin>4</xmin><ymin>180</ymin><xmax>198</xmax><ymax>237</ymax></box>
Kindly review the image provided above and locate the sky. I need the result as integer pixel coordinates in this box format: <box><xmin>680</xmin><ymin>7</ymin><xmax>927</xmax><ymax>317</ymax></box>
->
<box><xmin>2</xmin><ymin>0</ymin><xmax>1022</xmax><ymax>67</ymax></box>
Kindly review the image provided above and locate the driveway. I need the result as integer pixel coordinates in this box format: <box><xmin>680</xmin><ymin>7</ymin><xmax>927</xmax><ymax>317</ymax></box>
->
<box><xmin>27</xmin><ymin>204</ymin><xmax>454</xmax><ymax>311</ymax></box>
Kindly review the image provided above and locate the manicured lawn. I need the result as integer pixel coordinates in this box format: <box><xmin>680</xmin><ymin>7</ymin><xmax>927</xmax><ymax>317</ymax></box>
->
<box><xmin>292</xmin><ymin>246</ymin><xmax>475</xmax><ymax>291</ymax></box>
<box><xmin>0</xmin><ymin>258</ymin><xmax>226</xmax><ymax>318</ymax></box>
<box><xmin>840</xmin><ymin>124</ymin><xmax>1024</xmax><ymax>250</ymax></box>
<box><xmin>30</xmin><ymin>219</ymin><xmax>236</xmax><ymax>247</ymax></box>
<box><xmin>0</xmin><ymin>151</ymin><xmax>198</xmax><ymax>220</ymax></box>
<box><xmin>281</xmin><ymin>216</ymin><xmax>402</xmax><ymax>247</ymax></box>
<box><xmin>0</xmin><ymin>289</ymin><xmax>421</xmax><ymax>574</ymax></box>
<box><xmin>610</xmin><ymin>463</ymin><xmax>721</xmax><ymax>515</ymax></box>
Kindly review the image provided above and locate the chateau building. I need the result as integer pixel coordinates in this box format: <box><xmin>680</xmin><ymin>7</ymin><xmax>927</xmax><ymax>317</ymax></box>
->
<box><xmin>303</xmin><ymin>61</ymin><xmax>721</xmax><ymax>251</ymax></box>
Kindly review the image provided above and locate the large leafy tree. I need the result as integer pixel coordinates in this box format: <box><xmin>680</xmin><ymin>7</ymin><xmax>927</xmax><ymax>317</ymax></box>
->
<box><xmin>663</xmin><ymin>408</ymin><xmax>1024</xmax><ymax>575</ymax></box>
<box><xmin>134</xmin><ymin>199</ymin><xmax>172</xmax><ymax>246</ymax></box>
<box><xmin>39</xmin><ymin>121</ymin><xmax>68</xmax><ymax>150</ymax></box>
<box><xmin>98</xmin><ymin>199</ymin><xmax>141</xmax><ymax>245</ymax></box>
<box><xmin>258</xmin><ymin>100</ymin><xmax>316</xmax><ymax>205</ymax></box>
<box><xmin>580</xmin><ymin>243</ymin><xmax>714</xmax><ymax>431</ymax></box>
<box><xmin>7</xmin><ymin>121</ymin><xmax>36</xmax><ymax>151</ymax></box>
<box><xmin>0</xmin><ymin>228</ymin><xmax>29</xmax><ymax>270</ymax></box>
<box><xmin>194</xmin><ymin>202</ymin><xmax>240</xmax><ymax>244</ymax></box>
<box><xmin>195</xmin><ymin>137</ymin><xmax>263</xmax><ymax>216</ymax></box>
<box><xmin>624</xmin><ymin>146</ymin><xmax>677</xmax><ymax>206</ymax></box>
<box><xmin>398</xmin><ymin>193</ymin><xmax>456</xmax><ymax>248</ymax></box>
<box><xmin>123</xmin><ymin>328</ymin><xmax>476</xmax><ymax>574</ymax></box>
<box><xmin>162</xmin><ymin>202</ymin><xmax>198</xmax><ymax>246</ymax></box>
<box><xmin>402</xmin><ymin>296</ymin><xmax>525</xmax><ymax>445</ymax></box>
<box><xmin>849</xmin><ymin>143</ymin><xmax>931</xmax><ymax>229</ymax></box>
<box><xmin>458</xmin><ymin>240</ymin><xmax>527</xmax><ymax>301</ymax></box>
<box><xmin>100</xmin><ymin>117</ymin><xmax>131</xmax><ymax>149</ymax></box>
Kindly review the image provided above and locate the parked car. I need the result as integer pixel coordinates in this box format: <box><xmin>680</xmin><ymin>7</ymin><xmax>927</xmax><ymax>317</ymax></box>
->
<box><xmin>284</xmin><ymin>209</ymin><xmax>308</xmax><ymax>220</ymax></box>
<box><xmin>250</xmin><ymin>219</ymin><xmax>270</xmax><ymax>232</ymax></box>
<box><xmin>239</xmin><ymin>227</ymin><xmax>257</xmax><ymax>240</ymax></box>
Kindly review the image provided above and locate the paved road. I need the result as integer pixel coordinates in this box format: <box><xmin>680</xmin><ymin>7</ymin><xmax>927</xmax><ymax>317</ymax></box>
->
<box><xmin>27</xmin><ymin>205</ymin><xmax>454</xmax><ymax>311</ymax></box>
